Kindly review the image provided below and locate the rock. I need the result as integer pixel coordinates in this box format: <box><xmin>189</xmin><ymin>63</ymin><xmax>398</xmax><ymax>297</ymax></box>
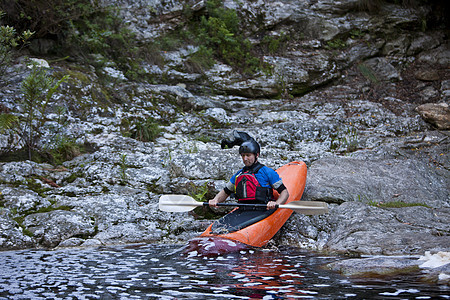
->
<box><xmin>57</xmin><ymin>237</ymin><xmax>85</xmax><ymax>248</ymax></box>
<box><xmin>407</xmin><ymin>31</ymin><xmax>445</xmax><ymax>56</ymax></box>
<box><xmin>303</xmin><ymin>157</ymin><xmax>448</xmax><ymax>208</ymax></box>
<box><xmin>326</xmin><ymin>256</ymin><xmax>421</xmax><ymax>277</ymax></box>
<box><xmin>324</xmin><ymin>202</ymin><xmax>449</xmax><ymax>255</ymax></box>
<box><xmin>1</xmin><ymin>187</ymin><xmax>51</xmax><ymax>213</ymax></box>
<box><xmin>93</xmin><ymin>222</ymin><xmax>163</xmax><ymax>245</ymax></box>
<box><xmin>0</xmin><ymin>209</ymin><xmax>35</xmax><ymax>250</ymax></box>
<box><xmin>442</xmin><ymin>80</ymin><xmax>450</xmax><ymax>102</ymax></box>
<box><xmin>81</xmin><ymin>238</ymin><xmax>103</xmax><ymax>247</ymax></box>
<box><xmin>363</xmin><ymin>57</ymin><xmax>401</xmax><ymax>82</ymax></box>
<box><xmin>415</xmin><ymin>103</ymin><xmax>450</xmax><ymax>130</ymax></box>
<box><xmin>418</xmin><ymin>44</ymin><xmax>450</xmax><ymax>67</ymax></box>
<box><xmin>415</xmin><ymin>70</ymin><xmax>440</xmax><ymax>82</ymax></box>
<box><xmin>327</xmin><ymin>251</ymin><xmax>450</xmax><ymax>283</ymax></box>
<box><xmin>203</xmin><ymin>108</ymin><xmax>230</xmax><ymax>125</ymax></box>
<box><xmin>23</xmin><ymin>210</ymin><xmax>95</xmax><ymax>248</ymax></box>
<box><xmin>420</xmin><ymin>86</ymin><xmax>440</xmax><ymax>102</ymax></box>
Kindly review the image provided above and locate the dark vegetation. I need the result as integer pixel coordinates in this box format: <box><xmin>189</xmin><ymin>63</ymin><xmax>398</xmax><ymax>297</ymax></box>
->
<box><xmin>0</xmin><ymin>0</ymin><xmax>448</xmax><ymax>165</ymax></box>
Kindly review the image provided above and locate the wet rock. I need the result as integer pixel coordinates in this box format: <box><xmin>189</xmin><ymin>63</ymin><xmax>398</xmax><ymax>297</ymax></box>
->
<box><xmin>415</xmin><ymin>103</ymin><xmax>450</xmax><ymax>130</ymax></box>
<box><xmin>326</xmin><ymin>251</ymin><xmax>450</xmax><ymax>284</ymax></box>
<box><xmin>93</xmin><ymin>222</ymin><xmax>162</xmax><ymax>245</ymax></box>
<box><xmin>57</xmin><ymin>237</ymin><xmax>85</xmax><ymax>248</ymax></box>
<box><xmin>324</xmin><ymin>202</ymin><xmax>449</xmax><ymax>255</ymax></box>
<box><xmin>326</xmin><ymin>256</ymin><xmax>421</xmax><ymax>277</ymax></box>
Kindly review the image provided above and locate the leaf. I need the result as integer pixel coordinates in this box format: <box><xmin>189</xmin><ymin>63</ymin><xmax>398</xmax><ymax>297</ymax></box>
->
<box><xmin>0</xmin><ymin>113</ymin><xmax>18</xmax><ymax>132</ymax></box>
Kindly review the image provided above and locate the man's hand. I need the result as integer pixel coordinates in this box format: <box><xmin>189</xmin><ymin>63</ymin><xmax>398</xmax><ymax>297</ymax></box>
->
<box><xmin>267</xmin><ymin>201</ymin><xmax>278</xmax><ymax>210</ymax></box>
<box><xmin>209</xmin><ymin>198</ymin><xmax>219</xmax><ymax>207</ymax></box>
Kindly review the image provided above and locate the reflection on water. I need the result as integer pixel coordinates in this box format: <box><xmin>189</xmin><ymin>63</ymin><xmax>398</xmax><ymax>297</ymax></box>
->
<box><xmin>0</xmin><ymin>244</ymin><xmax>448</xmax><ymax>299</ymax></box>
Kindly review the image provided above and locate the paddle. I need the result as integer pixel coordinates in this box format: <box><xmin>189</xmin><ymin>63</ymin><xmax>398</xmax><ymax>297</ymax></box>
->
<box><xmin>159</xmin><ymin>195</ymin><xmax>328</xmax><ymax>215</ymax></box>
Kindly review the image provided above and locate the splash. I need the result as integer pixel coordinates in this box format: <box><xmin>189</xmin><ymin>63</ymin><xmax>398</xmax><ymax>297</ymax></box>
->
<box><xmin>183</xmin><ymin>236</ymin><xmax>252</xmax><ymax>257</ymax></box>
<box><xmin>418</xmin><ymin>251</ymin><xmax>450</xmax><ymax>269</ymax></box>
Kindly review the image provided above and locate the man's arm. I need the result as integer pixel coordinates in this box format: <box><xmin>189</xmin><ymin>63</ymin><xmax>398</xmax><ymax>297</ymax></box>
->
<box><xmin>267</xmin><ymin>188</ymin><xmax>289</xmax><ymax>210</ymax></box>
<box><xmin>209</xmin><ymin>189</ymin><xmax>229</xmax><ymax>207</ymax></box>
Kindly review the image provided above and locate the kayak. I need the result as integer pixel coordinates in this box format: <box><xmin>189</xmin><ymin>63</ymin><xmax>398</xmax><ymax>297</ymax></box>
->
<box><xmin>198</xmin><ymin>161</ymin><xmax>307</xmax><ymax>248</ymax></box>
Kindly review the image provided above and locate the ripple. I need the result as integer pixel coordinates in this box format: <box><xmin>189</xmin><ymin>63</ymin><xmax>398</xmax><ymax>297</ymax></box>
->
<box><xmin>0</xmin><ymin>245</ymin><xmax>445</xmax><ymax>299</ymax></box>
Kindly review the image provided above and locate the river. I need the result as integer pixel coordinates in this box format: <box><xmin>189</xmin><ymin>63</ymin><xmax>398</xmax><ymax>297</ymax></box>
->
<box><xmin>0</xmin><ymin>244</ymin><xmax>447</xmax><ymax>299</ymax></box>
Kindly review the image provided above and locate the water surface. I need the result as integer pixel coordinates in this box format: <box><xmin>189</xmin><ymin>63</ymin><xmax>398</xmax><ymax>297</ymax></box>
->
<box><xmin>0</xmin><ymin>244</ymin><xmax>448</xmax><ymax>299</ymax></box>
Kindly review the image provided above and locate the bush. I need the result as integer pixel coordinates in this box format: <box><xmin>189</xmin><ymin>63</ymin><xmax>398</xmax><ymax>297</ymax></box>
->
<box><xmin>0</xmin><ymin>10</ymin><xmax>33</xmax><ymax>83</ymax></box>
<box><xmin>1</xmin><ymin>1</ymin><xmax>143</xmax><ymax>80</ymax></box>
<box><xmin>0</xmin><ymin>60</ymin><xmax>69</xmax><ymax>161</ymax></box>
<box><xmin>0</xmin><ymin>0</ymin><xmax>96</xmax><ymax>39</ymax></box>
<box><xmin>194</xmin><ymin>0</ymin><xmax>262</xmax><ymax>75</ymax></box>
<box><xmin>122</xmin><ymin>117</ymin><xmax>163</xmax><ymax>142</ymax></box>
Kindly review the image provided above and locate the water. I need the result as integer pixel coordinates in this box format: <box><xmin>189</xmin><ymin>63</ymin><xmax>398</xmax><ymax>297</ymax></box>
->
<box><xmin>0</xmin><ymin>244</ymin><xmax>448</xmax><ymax>299</ymax></box>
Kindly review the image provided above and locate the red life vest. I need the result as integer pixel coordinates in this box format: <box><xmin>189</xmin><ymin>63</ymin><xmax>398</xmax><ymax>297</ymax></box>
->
<box><xmin>235</xmin><ymin>164</ymin><xmax>272</xmax><ymax>203</ymax></box>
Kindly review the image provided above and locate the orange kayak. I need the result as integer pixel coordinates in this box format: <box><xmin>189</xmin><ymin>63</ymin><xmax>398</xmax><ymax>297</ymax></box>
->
<box><xmin>199</xmin><ymin>161</ymin><xmax>307</xmax><ymax>247</ymax></box>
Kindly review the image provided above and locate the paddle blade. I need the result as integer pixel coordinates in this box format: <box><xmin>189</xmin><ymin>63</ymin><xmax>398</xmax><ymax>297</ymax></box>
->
<box><xmin>159</xmin><ymin>195</ymin><xmax>203</xmax><ymax>212</ymax></box>
<box><xmin>280</xmin><ymin>201</ymin><xmax>329</xmax><ymax>215</ymax></box>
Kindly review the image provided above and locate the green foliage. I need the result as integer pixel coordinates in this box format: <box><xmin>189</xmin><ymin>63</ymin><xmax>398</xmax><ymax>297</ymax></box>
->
<box><xmin>0</xmin><ymin>61</ymin><xmax>71</xmax><ymax>162</ymax></box>
<box><xmin>119</xmin><ymin>153</ymin><xmax>128</xmax><ymax>182</ymax></box>
<box><xmin>330</xmin><ymin>126</ymin><xmax>360</xmax><ymax>153</ymax></box>
<box><xmin>61</xmin><ymin>4</ymin><xmax>148</xmax><ymax>81</ymax></box>
<box><xmin>358</xmin><ymin>63</ymin><xmax>379</xmax><ymax>83</ymax></box>
<box><xmin>0</xmin><ymin>10</ymin><xmax>34</xmax><ymax>82</ymax></box>
<box><xmin>0</xmin><ymin>113</ymin><xmax>18</xmax><ymax>132</ymax></box>
<box><xmin>368</xmin><ymin>200</ymin><xmax>431</xmax><ymax>208</ymax></box>
<box><xmin>1</xmin><ymin>0</ymin><xmax>92</xmax><ymax>39</ymax></box>
<box><xmin>190</xmin><ymin>182</ymin><xmax>210</xmax><ymax>202</ymax></box>
<box><xmin>325</xmin><ymin>38</ymin><xmax>347</xmax><ymax>50</ymax></box>
<box><xmin>1</xmin><ymin>1</ymin><xmax>144</xmax><ymax>81</ymax></box>
<box><xmin>174</xmin><ymin>0</ymin><xmax>267</xmax><ymax>75</ymax></box>
<box><xmin>19</xmin><ymin>63</ymin><xmax>69</xmax><ymax>159</ymax></box>
<box><xmin>122</xmin><ymin>117</ymin><xmax>163</xmax><ymax>142</ymax></box>
<box><xmin>349</xmin><ymin>29</ymin><xmax>365</xmax><ymax>39</ymax></box>
<box><xmin>67</xmin><ymin>5</ymin><xmax>142</xmax><ymax>78</ymax></box>
<box><xmin>184</xmin><ymin>45</ymin><xmax>215</xmax><ymax>74</ymax></box>
<box><xmin>46</xmin><ymin>135</ymin><xmax>84</xmax><ymax>165</ymax></box>
<box><xmin>261</xmin><ymin>33</ymin><xmax>290</xmax><ymax>54</ymax></box>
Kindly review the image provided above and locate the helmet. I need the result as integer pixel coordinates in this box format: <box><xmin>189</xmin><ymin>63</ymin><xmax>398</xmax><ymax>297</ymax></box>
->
<box><xmin>239</xmin><ymin>139</ymin><xmax>260</xmax><ymax>155</ymax></box>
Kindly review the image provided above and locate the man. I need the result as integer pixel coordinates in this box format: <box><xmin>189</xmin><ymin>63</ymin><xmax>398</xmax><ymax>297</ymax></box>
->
<box><xmin>209</xmin><ymin>132</ymin><xmax>289</xmax><ymax>210</ymax></box>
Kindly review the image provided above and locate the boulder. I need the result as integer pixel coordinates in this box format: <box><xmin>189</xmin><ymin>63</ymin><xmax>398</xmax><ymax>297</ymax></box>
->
<box><xmin>416</xmin><ymin>103</ymin><xmax>450</xmax><ymax>130</ymax></box>
<box><xmin>302</xmin><ymin>157</ymin><xmax>449</xmax><ymax>208</ymax></box>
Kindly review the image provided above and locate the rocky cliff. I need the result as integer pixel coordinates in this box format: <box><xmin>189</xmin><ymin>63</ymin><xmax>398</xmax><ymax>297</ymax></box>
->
<box><xmin>0</xmin><ymin>0</ymin><xmax>449</xmax><ymax>277</ymax></box>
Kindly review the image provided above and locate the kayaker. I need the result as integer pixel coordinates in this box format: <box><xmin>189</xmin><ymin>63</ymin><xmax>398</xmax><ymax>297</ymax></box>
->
<box><xmin>209</xmin><ymin>131</ymin><xmax>289</xmax><ymax>210</ymax></box>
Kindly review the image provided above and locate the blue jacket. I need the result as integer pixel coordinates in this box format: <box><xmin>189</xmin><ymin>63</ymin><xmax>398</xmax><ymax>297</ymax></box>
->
<box><xmin>225</xmin><ymin>163</ymin><xmax>284</xmax><ymax>194</ymax></box>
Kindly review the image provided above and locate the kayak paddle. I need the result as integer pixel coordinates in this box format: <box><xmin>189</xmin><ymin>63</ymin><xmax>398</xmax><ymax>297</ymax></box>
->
<box><xmin>159</xmin><ymin>194</ymin><xmax>328</xmax><ymax>215</ymax></box>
